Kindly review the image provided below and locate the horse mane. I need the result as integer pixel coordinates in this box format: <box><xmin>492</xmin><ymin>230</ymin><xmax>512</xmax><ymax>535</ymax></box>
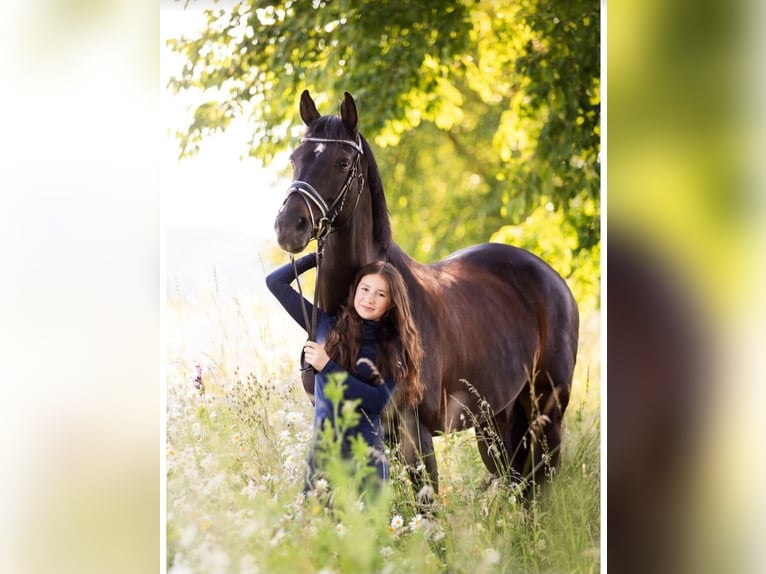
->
<box><xmin>307</xmin><ymin>116</ymin><xmax>392</xmax><ymax>252</ymax></box>
<box><xmin>359</xmin><ymin>133</ymin><xmax>393</xmax><ymax>252</ymax></box>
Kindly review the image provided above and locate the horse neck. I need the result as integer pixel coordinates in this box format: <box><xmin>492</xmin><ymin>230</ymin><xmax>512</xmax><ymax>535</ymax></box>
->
<box><xmin>318</xmin><ymin>194</ymin><xmax>384</xmax><ymax>315</ymax></box>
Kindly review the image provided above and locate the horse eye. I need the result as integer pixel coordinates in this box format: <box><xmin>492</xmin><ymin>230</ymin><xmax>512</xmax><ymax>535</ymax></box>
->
<box><xmin>338</xmin><ymin>159</ymin><xmax>350</xmax><ymax>169</ymax></box>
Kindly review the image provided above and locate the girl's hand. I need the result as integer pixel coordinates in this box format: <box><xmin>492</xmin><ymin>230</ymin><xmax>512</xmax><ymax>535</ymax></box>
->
<box><xmin>303</xmin><ymin>340</ymin><xmax>330</xmax><ymax>371</ymax></box>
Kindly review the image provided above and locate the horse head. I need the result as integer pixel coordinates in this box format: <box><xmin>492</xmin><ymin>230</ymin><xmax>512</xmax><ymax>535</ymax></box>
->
<box><xmin>274</xmin><ymin>90</ymin><xmax>365</xmax><ymax>253</ymax></box>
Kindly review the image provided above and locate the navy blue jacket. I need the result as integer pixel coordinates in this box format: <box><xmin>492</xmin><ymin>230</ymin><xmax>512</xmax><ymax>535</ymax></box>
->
<box><xmin>266</xmin><ymin>253</ymin><xmax>396</xmax><ymax>479</ymax></box>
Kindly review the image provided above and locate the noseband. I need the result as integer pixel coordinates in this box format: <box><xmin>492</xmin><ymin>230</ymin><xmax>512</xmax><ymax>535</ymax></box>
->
<box><xmin>283</xmin><ymin>135</ymin><xmax>365</xmax><ymax>242</ymax></box>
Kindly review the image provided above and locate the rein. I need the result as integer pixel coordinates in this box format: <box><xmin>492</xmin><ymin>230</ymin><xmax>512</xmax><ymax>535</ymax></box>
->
<box><xmin>284</xmin><ymin>135</ymin><xmax>364</xmax><ymax>371</ymax></box>
<box><xmin>290</xmin><ymin>244</ymin><xmax>323</xmax><ymax>372</ymax></box>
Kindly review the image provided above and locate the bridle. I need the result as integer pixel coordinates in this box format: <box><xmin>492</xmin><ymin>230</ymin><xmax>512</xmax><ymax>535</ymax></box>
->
<box><xmin>282</xmin><ymin>135</ymin><xmax>365</xmax><ymax>243</ymax></box>
<box><xmin>282</xmin><ymin>135</ymin><xmax>366</xmax><ymax>366</ymax></box>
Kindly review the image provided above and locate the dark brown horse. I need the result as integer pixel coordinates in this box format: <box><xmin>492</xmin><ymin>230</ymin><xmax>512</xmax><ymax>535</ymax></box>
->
<box><xmin>274</xmin><ymin>90</ymin><xmax>579</xmax><ymax>497</ymax></box>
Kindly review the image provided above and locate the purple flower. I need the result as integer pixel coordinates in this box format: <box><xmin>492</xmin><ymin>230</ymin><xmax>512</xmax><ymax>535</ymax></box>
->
<box><xmin>193</xmin><ymin>364</ymin><xmax>203</xmax><ymax>390</ymax></box>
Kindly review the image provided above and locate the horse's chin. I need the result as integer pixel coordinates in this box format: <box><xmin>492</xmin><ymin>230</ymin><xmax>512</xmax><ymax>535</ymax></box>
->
<box><xmin>276</xmin><ymin>234</ymin><xmax>310</xmax><ymax>254</ymax></box>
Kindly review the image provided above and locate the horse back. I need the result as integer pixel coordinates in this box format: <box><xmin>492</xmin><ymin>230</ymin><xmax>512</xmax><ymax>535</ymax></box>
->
<box><xmin>389</xmin><ymin>243</ymin><xmax>579</xmax><ymax>429</ymax></box>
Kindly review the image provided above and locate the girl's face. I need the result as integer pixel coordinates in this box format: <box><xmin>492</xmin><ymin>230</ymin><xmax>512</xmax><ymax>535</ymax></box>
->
<box><xmin>353</xmin><ymin>273</ymin><xmax>392</xmax><ymax>321</ymax></box>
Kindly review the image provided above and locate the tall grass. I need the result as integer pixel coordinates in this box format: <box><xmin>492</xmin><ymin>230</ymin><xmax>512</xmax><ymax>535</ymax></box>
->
<box><xmin>166</xmin><ymin>286</ymin><xmax>600</xmax><ymax>574</ymax></box>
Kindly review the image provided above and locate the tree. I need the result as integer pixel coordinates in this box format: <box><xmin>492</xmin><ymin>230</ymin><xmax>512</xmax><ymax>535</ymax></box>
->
<box><xmin>167</xmin><ymin>0</ymin><xmax>600</xmax><ymax>305</ymax></box>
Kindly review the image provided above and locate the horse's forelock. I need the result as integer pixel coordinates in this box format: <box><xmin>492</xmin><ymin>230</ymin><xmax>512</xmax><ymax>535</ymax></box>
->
<box><xmin>306</xmin><ymin>116</ymin><xmax>354</xmax><ymax>141</ymax></box>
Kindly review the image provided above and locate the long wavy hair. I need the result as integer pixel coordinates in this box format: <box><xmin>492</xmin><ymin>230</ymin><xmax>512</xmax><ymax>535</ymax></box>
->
<box><xmin>324</xmin><ymin>262</ymin><xmax>424</xmax><ymax>406</ymax></box>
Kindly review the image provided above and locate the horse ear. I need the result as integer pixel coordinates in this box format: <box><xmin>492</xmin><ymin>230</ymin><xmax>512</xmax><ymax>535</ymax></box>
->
<box><xmin>300</xmin><ymin>90</ymin><xmax>321</xmax><ymax>125</ymax></box>
<box><xmin>340</xmin><ymin>92</ymin><xmax>358</xmax><ymax>132</ymax></box>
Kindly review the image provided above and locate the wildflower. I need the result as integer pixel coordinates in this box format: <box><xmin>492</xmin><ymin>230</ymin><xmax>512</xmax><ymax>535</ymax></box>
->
<box><xmin>335</xmin><ymin>523</ymin><xmax>347</xmax><ymax>537</ymax></box>
<box><xmin>296</xmin><ymin>430</ymin><xmax>312</xmax><ymax>443</ymax></box>
<box><xmin>179</xmin><ymin>523</ymin><xmax>197</xmax><ymax>548</ymax></box>
<box><xmin>482</xmin><ymin>547</ymin><xmax>501</xmax><ymax>566</ymax></box>
<box><xmin>379</xmin><ymin>546</ymin><xmax>394</xmax><ymax>560</ymax></box>
<box><xmin>269</xmin><ymin>528</ymin><xmax>286</xmax><ymax>547</ymax></box>
<box><xmin>240</xmin><ymin>520</ymin><xmax>259</xmax><ymax>539</ymax></box>
<box><xmin>193</xmin><ymin>363</ymin><xmax>203</xmax><ymax>390</ymax></box>
<box><xmin>283</xmin><ymin>453</ymin><xmax>297</xmax><ymax>469</ymax></box>
<box><xmin>239</xmin><ymin>554</ymin><xmax>259</xmax><ymax>574</ymax></box>
<box><xmin>408</xmin><ymin>513</ymin><xmax>425</xmax><ymax>532</ymax></box>
<box><xmin>314</xmin><ymin>478</ymin><xmax>329</xmax><ymax>493</ymax></box>
<box><xmin>390</xmin><ymin>514</ymin><xmax>404</xmax><ymax>529</ymax></box>
<box><xmin>199</xmin><ymin>453</ymin><xmax>216</xmax><ymax>472</ymax></box>
<box><xmin>285</xmin><ymin>411</ymin><xmax>303</xmax><ymax>425</ymax></box>
<box><xmin>168</xmin><ymin>555</ymin><xmax>194</xmax><ymax>574</ymax></box>
<box><xmin>429</xmin><ymin>527</ymin><xmax>446</xmax><ymax>542</ymax></box>
<box><xmin>200</xmin><ymin>546</ymin><xmax>230</xmax><ymax>574</ymax></box>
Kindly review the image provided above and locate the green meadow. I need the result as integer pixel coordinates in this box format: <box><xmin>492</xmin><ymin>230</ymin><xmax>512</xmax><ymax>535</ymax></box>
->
<box><xmin>165</xmin><ymin>278</ymin><xmax>600</xmax><ymax>574</ymax></box>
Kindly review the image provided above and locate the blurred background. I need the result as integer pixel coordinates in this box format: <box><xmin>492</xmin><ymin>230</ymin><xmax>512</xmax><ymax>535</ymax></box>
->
<box><xmin>0</xmin><ymin>0</ymin><xmax>764</xmax><ymax>573</ymax></box>
<box><xmin>608</xmin><ymin>1</ymin><xmax>766</xmax><ymax>572</ymax></box>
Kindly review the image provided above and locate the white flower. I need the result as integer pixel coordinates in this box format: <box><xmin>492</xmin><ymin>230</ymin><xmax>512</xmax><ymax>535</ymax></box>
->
<box><xmin>242</xmin><ymin>481</ymin><xmax>260</xmax><ymax>500</ymax></box>
<box><xmin>408</xmin><ymin>513</ymin><xmax>425</xmax><ymax>531</ymax></box>
<box><xmin>239</xmin><ymin>554</ymin><xmax>259</xmax><ymax>574</ymax></box>
<box><xmin>269</xmin><ymin>528</ymin><xmax>286</xmax><ymax>547</ymax></box>
<box><xmin>335</xmin><ymin>523</ymin><xmax>347</xmax><ymax>537</ymax></box>
<box><xmin>200</xmin><ymin>546</ymin><xmax>230</xmax><ymax>574</ymax></box>
<box><xmin>390</xmin><ymin>514</ymin><xmax>404</xmax><ymax>529</ymax></box>
<box><xmin>286</xmin><ymin>411</ymin><xmax>303</xmax><ymax>425</ymax></box>
<box><xmin>379</xmin><ymin>546</ymin><xmax>394</xmax><ymax>560</ymax></box>
<box><xmin>178</xmin><ymin>523</ymin><xmax>197</xmax><ymax>548</ymax></box>
<box><xmin>482</xmin><ymin>547</ymin><xmax>501</xmax><ymax>565</ymax></box>
<box><xmin>296</xmin><ymin>430</ymin><xmax>312</xmax><ymax>443</ymax></box>
<box><xmin>314</xmin><ymin>478</ymin><xmax>328</xmax><ymax>493</ymax></box>
<box><xmin>199</xmin><ymin>453</ymin><xmax>217</xmax><ymax>472</ymax></box>
<box><xmin>240</xmin><ymin>520</ymin><xmax>260</xmax><ymax>539</ymax></box>
<box><xmin>429</xmin><ymin>527</ymin><xmax>445</xmax><ymax>542</ymax></box>
<box><xmin>168</xmin><ymin>555</ymin><xmax>194</xmax><ymax>574</ymax></box>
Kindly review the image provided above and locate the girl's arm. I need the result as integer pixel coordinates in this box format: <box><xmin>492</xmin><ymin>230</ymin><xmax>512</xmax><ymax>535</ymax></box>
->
<box><xmin>265</xmin><ymin>253</ymin><xmax>319</xmax><ymax>330</ymax></box>
<box><xmin>321</xmin><ymin>360</ymin><xmax>396</xmax><ymax>414</ymax></box>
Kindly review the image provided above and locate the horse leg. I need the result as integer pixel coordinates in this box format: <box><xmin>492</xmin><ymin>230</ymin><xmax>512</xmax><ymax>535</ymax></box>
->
<box><xmin>506</xmin><ymin>372</ymin><xmax>570</xmax><ymax>494</ymax></box>
<box><xmin>400</xmin><ymin>408</ymin><xmax>438</xmax><ymax>509</ymax></box>
<box><xmin>475</xmin><ymin>411</ymin><xmax>511</xmax><ymax>478</ymax></box>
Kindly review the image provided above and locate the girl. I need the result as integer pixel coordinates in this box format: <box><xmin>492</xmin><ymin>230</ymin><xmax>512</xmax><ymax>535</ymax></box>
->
<box><xmin>266</xmin><ymin>252</ymin><xmax>423</xmax><ymax>490</ymax></box>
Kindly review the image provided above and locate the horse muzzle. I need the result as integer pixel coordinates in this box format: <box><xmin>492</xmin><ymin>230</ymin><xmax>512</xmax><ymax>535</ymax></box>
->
<box><xmin>274</xmin><ymin>210</ymin><xmax>312</xmax><ymax>253</ymax></box>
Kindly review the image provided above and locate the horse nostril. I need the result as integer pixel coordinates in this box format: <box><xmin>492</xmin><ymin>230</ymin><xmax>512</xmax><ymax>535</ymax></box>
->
<box><xmin>296</xmin><ymin>216</ymin><xmax>308</xmax><ymax>232</ymax></box>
